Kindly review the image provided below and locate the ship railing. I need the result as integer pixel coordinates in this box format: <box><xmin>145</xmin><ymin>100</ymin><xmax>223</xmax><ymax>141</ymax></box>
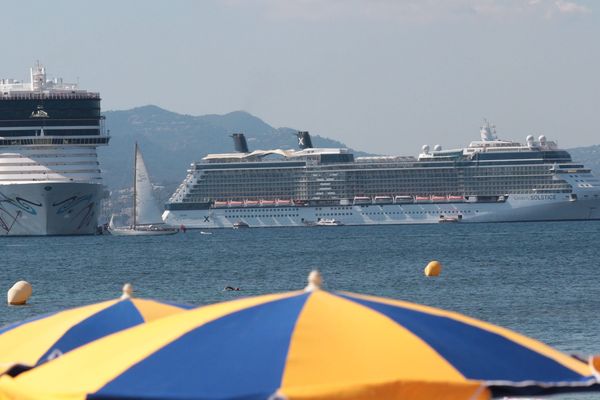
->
<box><xmin>0</xmin><ymin>137</ymin><xmax>110</xmax><ymax>146</ymax></box>
<box><xmin>0</xmin><ymin>92</ymin><xmax>100</xmax><ymax>100</ymax></box>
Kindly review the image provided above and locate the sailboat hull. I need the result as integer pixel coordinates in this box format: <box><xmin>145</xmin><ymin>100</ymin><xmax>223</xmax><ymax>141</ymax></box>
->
<box><xmin>109</xmin><ymin>226</ymin><xmax>178</xmax><ymax>236</ymax></box>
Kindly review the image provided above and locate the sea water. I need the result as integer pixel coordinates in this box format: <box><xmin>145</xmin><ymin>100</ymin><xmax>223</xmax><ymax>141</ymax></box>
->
<box><xmin>2</xmin><ymin>221</ymin><xmax>600</xmax><ymax>399</ymax></box>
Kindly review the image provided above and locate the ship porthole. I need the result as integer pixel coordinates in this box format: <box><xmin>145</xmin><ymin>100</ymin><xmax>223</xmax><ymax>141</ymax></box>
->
<box><xmin>44</xmin><ymin>186</ymin><xmax>52</xmax><ymax>191</ymax></box>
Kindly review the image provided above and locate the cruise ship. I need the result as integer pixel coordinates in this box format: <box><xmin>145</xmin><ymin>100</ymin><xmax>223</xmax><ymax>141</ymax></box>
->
<box><xmin>0</xmin><ymin>63</ymin><xmax>109</xmax><ymax>235</ymax></box>
<box><xmin>163</xmin><ymin>123</ymin><xmax>600</xmax><ymax>228</ymax></box>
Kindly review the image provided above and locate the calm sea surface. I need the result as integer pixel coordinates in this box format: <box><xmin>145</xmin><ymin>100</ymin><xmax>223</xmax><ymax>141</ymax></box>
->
<box><xmin>2</xmin><ymin>221</ymin><xmax>600</xmax><ymax>399</ymax></box>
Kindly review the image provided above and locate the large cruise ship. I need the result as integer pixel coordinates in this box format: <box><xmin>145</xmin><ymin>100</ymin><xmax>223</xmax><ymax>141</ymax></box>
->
<box><xmin>0</xmin><ymin>63</ymin><xmax>109</xmax><ymax>235</ymax></box>
<box><xmin>163</xmin><ymin>123</ymin><xmax>600</xmax><ymax>228</ymax></box>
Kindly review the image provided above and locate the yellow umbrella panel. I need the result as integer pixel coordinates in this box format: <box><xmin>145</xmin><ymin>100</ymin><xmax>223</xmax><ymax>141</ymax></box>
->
<box><xmin>0</xmin><ymin>294</ymin><xmax>190</xmax><ymax>376</ymax></box>
<box><xmin>0</xmin><ymin>286</ymin><xmax>597</xmax><ymax>400</ymax></box>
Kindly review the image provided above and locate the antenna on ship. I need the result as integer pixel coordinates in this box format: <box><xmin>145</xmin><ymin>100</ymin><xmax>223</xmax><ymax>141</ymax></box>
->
<box><xmin>231</xmin><ymin>133</ymin><xmax>249</xmax><ymax>153</ymax></box>
<box><xmin>296</xmin><ymin>131</ymin><xmax>313</xmax><ymax>149</ymax></box>
<box><xmin>30</xmin><ymin>61</ymin><xmax>46</xmax><ymax>91</ymax></box>
<box><xmin>480</xmin><ymin>119</ymin><xmax>497</xmax><ymax>141</ymax></box>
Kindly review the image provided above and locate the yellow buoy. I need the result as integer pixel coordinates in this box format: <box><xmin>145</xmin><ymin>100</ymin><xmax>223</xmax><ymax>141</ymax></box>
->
<box><xmin>424</xmin><ymin>261</ymin><xmax>442</xmax><ymax>277</ymax></box>
<box><xmin>7</xmin><ymin>281</ymin><xmax>32</xmax><ymax>305</ymax></box>
<box><xmin>591</xmin><ymin>355</ymin><xmax>600</xmax><ymax>378</ymax></box>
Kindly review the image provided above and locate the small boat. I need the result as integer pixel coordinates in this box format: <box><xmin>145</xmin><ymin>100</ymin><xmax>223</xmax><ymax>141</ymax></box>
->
<box><xmin>109</xmin><ymin>143</ymin><xmax>178</xmax><ymax>236</ymax></box>
<box><xmin>200</xmin><ymin>231</ymin><xmax>213</xmax><ymax>235</ymax></box>
<box><xmin>438</xmin><ymin>215</ymin><xmax>461</xmax><ymax>223</ymax></box>
<box><xmin>232</xmin><ymin>221</ymin><xmax>250</xmax><ymax>229</ymax></box>
<box><xmin>316</xmin><ymin>218</ymin><xmax>344</xmax><ymax>226</ymax></box>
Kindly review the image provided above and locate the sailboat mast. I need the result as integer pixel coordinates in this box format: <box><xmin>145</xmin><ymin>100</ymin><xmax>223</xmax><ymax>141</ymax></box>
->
<box><xmin>133</xmin><ymin>142</ymin><xmax>137</xmax><ymax>227</ymax></box>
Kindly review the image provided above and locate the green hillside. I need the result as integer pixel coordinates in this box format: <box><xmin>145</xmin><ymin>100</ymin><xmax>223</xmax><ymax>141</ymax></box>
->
<box><xmin>99</xmin><ymin>105</ymin><xmax>363</xmax><ymax>192</ymax></box>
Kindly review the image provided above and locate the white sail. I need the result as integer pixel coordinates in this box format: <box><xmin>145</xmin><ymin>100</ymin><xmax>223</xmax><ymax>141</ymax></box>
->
<box><xmin>134</xmin><ymin>146</ymin><xmax>164</xmax><ymax>225</ymax></box>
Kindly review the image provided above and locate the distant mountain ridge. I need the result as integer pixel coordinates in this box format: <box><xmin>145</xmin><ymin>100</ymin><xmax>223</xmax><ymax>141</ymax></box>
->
<box><xmin>99</xmin><ymin>105</ymin><xmax>600</xmax><ymax>195</ymax></box>
<box><xmin>566</xmin><ymin>145</ymin><xmax>600</xmax><ymax>175</ymax></box>
<box><xmin>99</xmin><ymin>105</ymin><xmax>365</xmax><ymax>192</ymax></box>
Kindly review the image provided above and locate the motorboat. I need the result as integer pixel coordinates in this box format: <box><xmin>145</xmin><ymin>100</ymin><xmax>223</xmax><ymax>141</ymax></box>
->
<box><xmin>438</xmin><ymin>215</ymin><xmax>462</xmax><ymax>223</ymax></box>
<box><xmin>232</xmin><ymin>221</ymin><xmax>250</xmax><ymax>229</ymax></box>
<box><xmin>316</xmin><ymin>218</ymin><xmax>344</xmax><ymax>226</ymax></box>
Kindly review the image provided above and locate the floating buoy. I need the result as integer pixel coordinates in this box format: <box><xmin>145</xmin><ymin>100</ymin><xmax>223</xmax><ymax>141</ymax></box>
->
<box><xmin>7</xmin><ymin>281</ymin><xmax>32</xmax><ymax>305</ymax></box>
<box><xmin>121</xmin><ymin>283</ymin><xmax>133</xmax><ymax>299</ymax></box>
<box><xmin>592</xmin><ymin>355</ymin><xmax>600</xmax><ymax>379</ymax></box>
<box><xmin>305</xmin><ymin>270</ymin><xmax>323</xmax><ymax>291</ymax></box>
<box><xmin>424</xmin><ymin>261</ymin><xmax>442</xmax><ymax>277</ymax></box>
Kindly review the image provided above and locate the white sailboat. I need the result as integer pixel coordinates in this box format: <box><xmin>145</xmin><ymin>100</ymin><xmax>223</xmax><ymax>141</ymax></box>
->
<box><xmin>109</xmin><ymin>143</ymin><xmax>178</xmax><ymax>236</ymax></box>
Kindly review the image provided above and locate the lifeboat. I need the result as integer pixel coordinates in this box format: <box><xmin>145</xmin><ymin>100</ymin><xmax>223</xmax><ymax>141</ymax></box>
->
<box><xmin>228</xmin><ymin>201</ymin><xmax>243</xmax><ymax>207</ymax></box>
<box><xmin>260</xmin><ymin>199</ymin><xmax>276</xmax><ymax>207</ymax></box>
<box><xmin>447</xmin><ymin>195</ymin><xmax>465</xmax><ymax>202</ymax></box>
<box><xmin>353</xmin><ymin>196</ymin><xmax>372</xmax><ymax>205</ymax></box>
<box><xmin>431</xmin><ymin>195</ymin><xmax>447</xmax><ymax>203</ymax></box>
<box><xmin>244</xmin><ymin>200</ymin><xmax>259</xmax><ymax>207</ymax></box>
<box><xmin>373</xmin><ymin>196</ymin><xmax>393</xmax><ymax>204</ymax></box>
<box><xmin>394</xmin><ymin>195</ymin><xmax>413</xmax><ymax>204</ymax></box>
<box><xmin>213</xmin><ymin>201</ymin><xmax>228</xmax><ymax>208</ymax></box>
<box><xmin>276</xmin><ymin>199</ymin><xmax>292</xmax><ymax>206</ymax></box>
<box><xmin>414</xmin><ymin>196</ymin><xmax>431</xmax><ymax>203</ymax></box>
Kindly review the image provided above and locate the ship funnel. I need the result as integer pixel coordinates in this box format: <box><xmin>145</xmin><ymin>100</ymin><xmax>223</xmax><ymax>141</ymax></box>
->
<box><xmin>231</xmin><ymin>133</ymin><xmax>249</xmax><ymax>153</ymax></box>
<box><xmin>296</xmin><ymin>131</ymin><xmax>313</xmax><ymax>149</ymax></box>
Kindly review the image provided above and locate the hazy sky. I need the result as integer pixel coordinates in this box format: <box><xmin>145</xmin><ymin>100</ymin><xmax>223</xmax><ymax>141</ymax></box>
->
<box><xmin>2</xmin><ymin>0</ymin><xmax>598</xmax><ymax>154</ymax></box>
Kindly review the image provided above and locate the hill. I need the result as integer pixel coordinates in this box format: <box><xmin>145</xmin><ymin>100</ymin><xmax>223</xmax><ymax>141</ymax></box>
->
<box><xmin>99</xmin><ymin>105</ymin><xmax>364</xmax><ymax>193</ymax></box>
<box><xmin>567</xmin><ymin>145</ymin><xmax>600</xmax><ymax>176</ymax></box>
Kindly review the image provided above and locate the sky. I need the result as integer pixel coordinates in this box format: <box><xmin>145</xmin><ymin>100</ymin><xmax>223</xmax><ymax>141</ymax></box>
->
<box><xmin>1</xmin><ymin>0</ymin><xmax>598</xmax><ymax>154</ymax></box>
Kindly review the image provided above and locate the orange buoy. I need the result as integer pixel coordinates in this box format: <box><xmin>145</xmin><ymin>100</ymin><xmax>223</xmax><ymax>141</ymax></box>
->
<box><xmin>424</xmin><ymin>261</ymin><xmax>442</xmax><ymax>277</ymax></box>
<box><xmin>591</xmin><ymin>355</ymin><xmax>600</xmax><ymax>379</ymax></box>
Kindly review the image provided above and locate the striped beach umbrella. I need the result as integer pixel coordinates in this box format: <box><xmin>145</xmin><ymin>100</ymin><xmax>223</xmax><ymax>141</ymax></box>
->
<box><xmin>0</xmin><ymin>284</ymin><xmax>191</xmax><ymax>377</ymax></box>
<box><xmin>0</xmin><ymin>272</ymin><xmax>598</xmax><ymax>400</ymax></box>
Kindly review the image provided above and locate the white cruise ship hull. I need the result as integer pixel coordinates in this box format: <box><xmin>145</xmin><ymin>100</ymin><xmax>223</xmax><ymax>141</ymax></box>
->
<box><xmin>0</xmin><ymin>182</ymin><xmax>104</xmax><ymax>236</ymax></box>
<box><xmin>163</xmin><ymin>194</ymin><xmax>600</xmax><ymax>229</ymax></box>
